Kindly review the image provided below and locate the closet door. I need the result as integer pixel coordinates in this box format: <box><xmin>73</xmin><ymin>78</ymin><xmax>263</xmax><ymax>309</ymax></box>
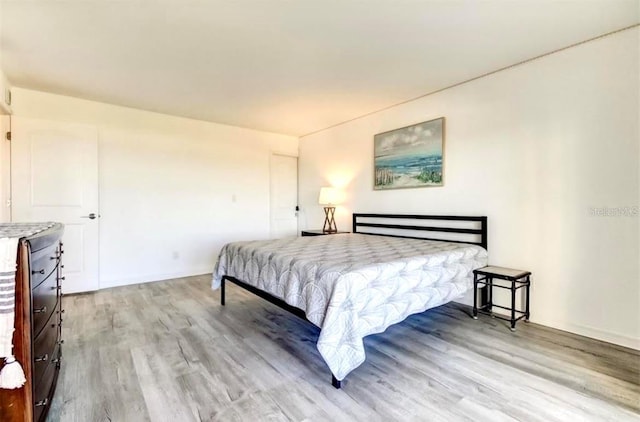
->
<box><xmin>11</xmin><ymin>117</ymin><xmax>100</xmax><ymax>293</ymax></box>
<box><xmin>270</xmin><ymin>154</ymin><xmax>298</xmax><ymax>238</ymax></box>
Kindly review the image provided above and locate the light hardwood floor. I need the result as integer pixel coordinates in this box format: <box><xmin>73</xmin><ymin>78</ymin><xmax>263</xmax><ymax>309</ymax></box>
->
<box><xmin>48</xmin><ymin>275</ymin><xmax>639</xmax><ymax>422</ymax></box>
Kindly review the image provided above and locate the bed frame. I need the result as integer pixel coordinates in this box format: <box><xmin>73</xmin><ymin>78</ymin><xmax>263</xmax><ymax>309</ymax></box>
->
<box><xmin>220</xmin><ymin>213</ymin><xmax>488</xmax><ymax>389</ymax></box>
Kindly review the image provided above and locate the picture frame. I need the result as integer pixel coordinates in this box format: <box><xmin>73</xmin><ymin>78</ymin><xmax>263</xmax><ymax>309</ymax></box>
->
<box><xmin>373</xmin><ymin>117</ymin><xmax>445</xmax><ymax>190</ymax></box>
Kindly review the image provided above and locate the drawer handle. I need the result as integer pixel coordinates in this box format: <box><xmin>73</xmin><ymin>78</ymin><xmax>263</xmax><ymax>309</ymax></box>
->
<box><xmin>57</xmin><ymin>339</ymin><xmax>65</xmax><ymax>345</ymax></box>
<box><xmin>52</xmin><ymin>357</ymin><xmax>61</xmax><ymax>364</ymax></box>
<box><xmin>35</xmin><ymin>398</ymin><xmax>49</xmax><ymax>407</ymax></box>
<box><xmin>35</xmin><ymin>353</ymin><xmax>48</xmax><ymax>362</ymax></box>
<box><xmin>32</xmin><ymin>269</ymin><xmax>45</xmax><ymax>275</ymax></box>
<box><xmin>33</xmin><ymin>306</ymin><xmax>47</xmax><ymax>314</ymax></box>
<box><xmin>58</xmin><ymin>276</ymin><xmax>66</xmax><ymax>281</ymax></box>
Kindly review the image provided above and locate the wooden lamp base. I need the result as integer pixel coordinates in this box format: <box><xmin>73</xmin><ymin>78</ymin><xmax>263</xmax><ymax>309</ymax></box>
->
<box><xmin>323</xmin><ymin>207</ymin><xmax>337</xmax><ymax>233</ymax></box>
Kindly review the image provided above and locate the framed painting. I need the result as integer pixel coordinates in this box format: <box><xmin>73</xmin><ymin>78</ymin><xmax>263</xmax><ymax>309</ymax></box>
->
<box><xmin>374</xmin><ymin>117</ymin><xmax>444</xmax><ymax>190</ymax></box>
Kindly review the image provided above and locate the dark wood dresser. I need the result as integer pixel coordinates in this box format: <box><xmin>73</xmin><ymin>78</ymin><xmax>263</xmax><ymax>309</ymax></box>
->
<box><xmin>0</xmin><ymin>224</ymin><xmax>64</xmax><ymax>422</ymax></box>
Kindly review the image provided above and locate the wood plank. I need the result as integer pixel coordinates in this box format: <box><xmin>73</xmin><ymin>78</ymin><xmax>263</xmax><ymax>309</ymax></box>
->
<box><xmin>47</xmin><ymin>275</ymin><xmax>640</xmax><ymax>421</ymax></box>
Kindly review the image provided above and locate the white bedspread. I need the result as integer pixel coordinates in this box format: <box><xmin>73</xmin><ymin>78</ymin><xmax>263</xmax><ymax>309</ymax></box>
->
<box><xmin>212</xmin><ymin>233</ymin><xmax>487</xmax><ymax>380</ymax></box>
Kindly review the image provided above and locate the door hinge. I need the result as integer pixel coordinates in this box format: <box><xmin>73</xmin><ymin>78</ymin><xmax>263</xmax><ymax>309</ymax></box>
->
<box><xmin>5</xmin><ymin>131</ymin><xmax>10</xmax><ymax>141</ymax></box>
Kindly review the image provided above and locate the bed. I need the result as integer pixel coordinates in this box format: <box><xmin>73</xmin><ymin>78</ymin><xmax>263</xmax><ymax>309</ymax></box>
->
<box><xmin>211</xmin><ymin>214</ymin><xmax>488</xmax><ymax>388</ymax></box>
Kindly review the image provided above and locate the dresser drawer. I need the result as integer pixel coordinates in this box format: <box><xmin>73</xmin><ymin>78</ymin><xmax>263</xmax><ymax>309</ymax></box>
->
<box><xmin>32</xmin><ymin>270</ymin><xmax>60</xmax><ymax>337</ymax></box>
<box><xmin>33</xmin><ymin>311</ymin><xmax>60</xmax><ymax>386</ymax></box>
<box><xmin>30</xmin><ymin>242</ymin><xmax>59</xmax><ymax>290</ymax></box>
<box><xmin>33</xmin><ymin>351</ymin><xmax>60</xmax><ymax>422</ymax></box>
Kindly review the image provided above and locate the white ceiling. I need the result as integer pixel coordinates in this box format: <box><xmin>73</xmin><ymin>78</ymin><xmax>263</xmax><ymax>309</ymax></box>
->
<box><xmin>1</xmin><ymin>1</ymin><xmax>638</xmax><ymax>136</ymax></box>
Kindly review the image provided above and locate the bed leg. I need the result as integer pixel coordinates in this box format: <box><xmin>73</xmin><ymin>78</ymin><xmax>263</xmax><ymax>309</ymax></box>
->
<box><xmin>331</xmin><ymin>375</ymin><xmax>341</xmax><ymax>389</ymax></box>
<box><xmin>221</xmin><ymin>277</ymin><xmax>226</xmax><ymax>306</ymax></box>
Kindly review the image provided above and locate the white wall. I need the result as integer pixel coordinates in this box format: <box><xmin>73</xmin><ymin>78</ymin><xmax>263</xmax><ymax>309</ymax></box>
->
<box><xmin>0</xmin><ymin>0</ymin><xmax>13</xmax><ymax>222</ymax></box>
<box><xmin>299</xmin><ymin>28</ymin><xmax>639</xmax><ymax>349</ymax></box>
<box><xmin>0</xmin><ymin>0</ymin><xmax>12</xmax><ymax>115</ymax></box>
<box><xmin>0</xmin><ymin>73</ymin><xmax>10</xmax><ymax>115</ymax></box>
<box><xmin>11</xmin><ymin>88</ymin><xmax>298</xmax><ymax>288</ymax></box>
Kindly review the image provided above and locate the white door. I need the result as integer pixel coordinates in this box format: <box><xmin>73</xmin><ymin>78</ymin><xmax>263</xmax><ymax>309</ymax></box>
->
<box><xmin>0</xmin><ymin>116</ymin><xmax>11</xmax><ymax>223</ymax></box>
<box><xmin>270</xmin><ymin>154</ymin><xmax>298</xmax><ymax>238</ymax></box>
<box><xmin>11</xmin><ymin>117</ymin><xmax>99</xmax><ymax>293</ymax></box>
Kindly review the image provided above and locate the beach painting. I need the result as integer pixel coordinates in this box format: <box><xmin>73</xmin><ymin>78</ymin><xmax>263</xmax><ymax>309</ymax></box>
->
<box><xmin>374</xmin><ymin>117</ymin><xmax>444</xmax><ymax>190</ymax></box>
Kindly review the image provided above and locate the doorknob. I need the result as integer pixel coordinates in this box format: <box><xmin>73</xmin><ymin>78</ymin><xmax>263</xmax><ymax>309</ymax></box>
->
<box><xmin>80</xmin><ymin>213</ymin><xmax>98</xmax><ymax>220</ymax></box>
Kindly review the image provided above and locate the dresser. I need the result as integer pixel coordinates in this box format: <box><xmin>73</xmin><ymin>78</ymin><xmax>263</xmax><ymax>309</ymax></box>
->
<box><xmin>0</xmin><ymin>223</ymin><xmax>64</xmax><ymax>422</ymax></box>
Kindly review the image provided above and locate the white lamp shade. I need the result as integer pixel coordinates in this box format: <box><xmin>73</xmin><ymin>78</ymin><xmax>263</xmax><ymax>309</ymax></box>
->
<box><xmin>318</xmin><ymin>187</ymin><xmax>339</xmax><ymax>205</ymax></box>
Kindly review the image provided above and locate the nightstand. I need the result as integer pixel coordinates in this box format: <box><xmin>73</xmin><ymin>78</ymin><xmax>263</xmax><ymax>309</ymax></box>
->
<box><xmin>472</xmin><ymin>266</ymin><xmax>531</xmax><ymax>331</ymax></box>
<box><xmin>301</xmin><ymin>230</ymin><xmax>350</xmax><ymax>236</ymax></box>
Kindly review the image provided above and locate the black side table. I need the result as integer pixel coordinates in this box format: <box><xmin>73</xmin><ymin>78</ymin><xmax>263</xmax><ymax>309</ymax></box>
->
<box><xmin>473</xmin><ymin>266</ymin><xmax>531</xmax><ymax>331</ymax></box>
<box><xmin>301</xmin><ymin>230</ymin><xmax>350</xmax><ymax>236</ymax></box>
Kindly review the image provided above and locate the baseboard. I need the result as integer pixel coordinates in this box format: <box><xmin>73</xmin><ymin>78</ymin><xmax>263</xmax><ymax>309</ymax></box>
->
<box><xmin>533</xmin><ymin>317</ymin><xmax>640</xmax><ymax>351</ymax></box>
<box><xmin>100</xmin><ymin>267</ymin><xmax>213</xmax><ymax>289</ymax></box>
<box><xmin>454</xmin><ymin>293</ymin><xmax>639</xmax><ymax>350</ymax></box>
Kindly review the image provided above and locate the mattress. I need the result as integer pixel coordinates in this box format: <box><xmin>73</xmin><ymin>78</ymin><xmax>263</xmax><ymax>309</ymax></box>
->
<box><xmin>212</xmin><ymin>233</ymin><xmax>488</xmax><ymax>380</ymax></box>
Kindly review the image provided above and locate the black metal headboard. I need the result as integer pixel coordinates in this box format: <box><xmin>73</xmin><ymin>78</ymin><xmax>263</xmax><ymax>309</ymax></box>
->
<box><xmin>352</xmin><ymin>213</ymin><xmax>488</xmax><ymax>250</ymax></box>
